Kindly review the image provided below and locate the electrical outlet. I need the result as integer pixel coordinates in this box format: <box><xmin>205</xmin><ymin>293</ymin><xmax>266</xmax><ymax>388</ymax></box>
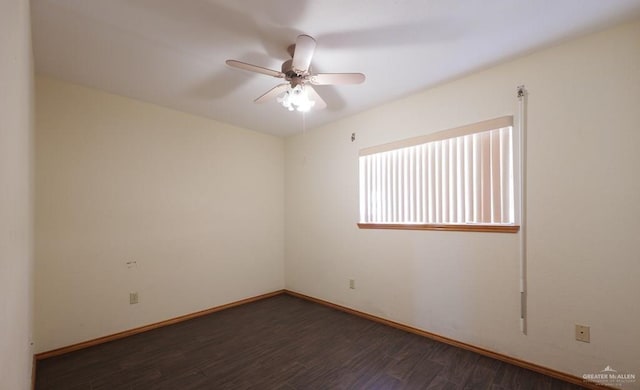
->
<box><xmin>349</xmin><ymin>279</ymin><xmax>355</xmax><ymax>289</ymax></box>
<box><xmin>129</xmin><ymin>292</ymin><xmax>139</xmax><ymax>305</ymax></box>
<box><xmin>575</xmin><ymin>324</ymin><xmax>590</xmax><ymax>343</ymax></box>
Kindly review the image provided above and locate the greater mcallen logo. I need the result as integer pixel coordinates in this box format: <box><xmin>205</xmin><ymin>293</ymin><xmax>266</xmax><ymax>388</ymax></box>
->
<box><xmin>583</xmin><ymin>365</ymin><xmax>636</xmax><ymax>385</ymax></box>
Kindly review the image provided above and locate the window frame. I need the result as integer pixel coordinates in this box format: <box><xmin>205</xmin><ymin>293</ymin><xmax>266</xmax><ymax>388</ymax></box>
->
<box><xmin>358</xmin><ymin>116</ymin><xmax>520</xmax><ymax>233</ymax></box>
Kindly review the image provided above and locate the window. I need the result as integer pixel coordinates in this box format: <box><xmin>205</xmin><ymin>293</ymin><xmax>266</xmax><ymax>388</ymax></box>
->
<box><xmin>358</xmin><ymin>116</ymin><xmax>519</xmax><ymax>232</ymax></box>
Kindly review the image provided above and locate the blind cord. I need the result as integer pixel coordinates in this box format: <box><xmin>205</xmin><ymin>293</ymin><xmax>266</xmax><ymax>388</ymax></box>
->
<box><xmin>517</xmin><ymin>85</ymin><xmax>528</xmax><ymax>335</ymax></box>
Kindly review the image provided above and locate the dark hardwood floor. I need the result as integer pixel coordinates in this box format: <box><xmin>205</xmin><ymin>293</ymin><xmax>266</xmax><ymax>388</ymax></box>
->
<box><xmin>36</xmin><ymin>294</ymin><xmax>586</xmax><ymax>389</ymax></box>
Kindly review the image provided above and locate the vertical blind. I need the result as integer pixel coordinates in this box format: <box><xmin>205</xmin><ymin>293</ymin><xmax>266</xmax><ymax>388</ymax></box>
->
<box><xmin>359</xmin><ymin>117</ymin><xmax>515</xmax><ymax>225</ymax></box>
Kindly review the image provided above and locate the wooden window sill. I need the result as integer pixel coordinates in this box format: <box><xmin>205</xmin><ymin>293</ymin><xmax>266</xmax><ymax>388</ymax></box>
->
<box><xmin>357</xmin><ymin>223</ymin><xmax>520</xmax><ymax>233</ymax></box>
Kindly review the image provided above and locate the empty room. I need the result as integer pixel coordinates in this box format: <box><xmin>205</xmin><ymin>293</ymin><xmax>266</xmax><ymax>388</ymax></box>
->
<box><xmin>2</xmin><ymin>1</ymin><xmax>640</xmax><ymax>389</ymax></box>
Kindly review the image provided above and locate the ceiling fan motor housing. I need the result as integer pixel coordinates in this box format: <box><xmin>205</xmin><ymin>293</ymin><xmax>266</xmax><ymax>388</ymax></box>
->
<box><xmin>281</xmin><ymin>59</ymin><xmax>306</xmax><ymax>87</ymax></box>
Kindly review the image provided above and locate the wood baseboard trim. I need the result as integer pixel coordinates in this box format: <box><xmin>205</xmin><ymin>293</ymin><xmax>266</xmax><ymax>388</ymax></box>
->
<box><xmin>284</xmin><ymin>289</ymin><xmax>607</xmax><ymax>390</ymax></box>
<box><xmin>35</xmin><ymin>289</ymin><xmax>285</xmax><ymax>360</ymax></box>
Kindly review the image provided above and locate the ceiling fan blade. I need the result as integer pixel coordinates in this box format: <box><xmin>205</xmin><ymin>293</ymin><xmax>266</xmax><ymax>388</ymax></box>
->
<box><xmin>254</xmin><ymin>83</ymin><xmax>290</xmax><ymax>104</ymax></box>
<box><xmin>305</xmin><ymin>85</ymin><xmax>327</xmax><ymax>110</ymax></box>
<box><xmin>226</xmin><ymin>60</ymin><xmax>284</xmax><ymax>78</ymax></box>
<box><xmin>309</xmin><ymin>73</ymin><xmax>366</xmax><ymax>85</ymax></box>
<box><xmin>291</xmin><ymin>34</ymin><xmax>316</xmax><ymax>74</ymax></box>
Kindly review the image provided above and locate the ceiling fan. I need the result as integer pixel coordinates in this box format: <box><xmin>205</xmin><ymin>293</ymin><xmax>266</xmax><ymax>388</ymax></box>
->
<box><xmin>226</xmin><ymin>34</ymin><xmax>365</xmax><ymax>112</ymax></box>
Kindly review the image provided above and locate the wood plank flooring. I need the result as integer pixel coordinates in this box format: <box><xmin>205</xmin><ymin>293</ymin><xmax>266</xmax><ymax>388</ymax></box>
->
<box><xmin>36</xmin><ymin>294</ymin><xmax>587</xmax><ymax>389</ymax></box>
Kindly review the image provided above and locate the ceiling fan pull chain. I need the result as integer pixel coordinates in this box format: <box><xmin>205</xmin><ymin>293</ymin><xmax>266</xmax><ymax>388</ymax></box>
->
<box><xmin>302</xmin><ymin>110</ymin><xmax>306</xmax><ymax>135</ymax></box>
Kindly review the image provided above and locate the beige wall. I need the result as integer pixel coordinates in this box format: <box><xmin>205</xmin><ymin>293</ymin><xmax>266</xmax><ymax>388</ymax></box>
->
<box><xmin>0</xmin><ymin>0</ymin><xmax>34</xmax><ymax>388</ymax></box>
<box><xmin>285</xmin><ymin>19</ymin><xmax>640</xmax><ymax>382</ymax></box>
<box><xmin>35</xmin><ymin>77</ymin><xmax>285</xmax><ymax>352</ymax></box>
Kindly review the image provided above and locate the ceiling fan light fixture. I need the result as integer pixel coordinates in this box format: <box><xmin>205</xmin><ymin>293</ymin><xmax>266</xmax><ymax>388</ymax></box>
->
<box><xmin>277</xmin><ymin>84</ymin><xmax>315</xmax><ymax>112</ymax></box>
<box><xmin>226</xmin><ymin>34</ymin><xmax>363</xmax><ymax>112</ymax></box>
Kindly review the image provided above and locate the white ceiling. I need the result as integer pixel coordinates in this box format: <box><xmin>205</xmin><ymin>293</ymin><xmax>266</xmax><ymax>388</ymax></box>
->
<box><xmin>31</xmin><ymin>0</ymin><xmax>640</xmax><ymax>137</ymax></box>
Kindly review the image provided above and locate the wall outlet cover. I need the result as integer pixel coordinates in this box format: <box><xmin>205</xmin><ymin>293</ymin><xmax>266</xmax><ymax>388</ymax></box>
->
<box><xmin>575</xmin><ymin>324</ymin><xmax>590</xmax><ymax>343</ymax></box>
